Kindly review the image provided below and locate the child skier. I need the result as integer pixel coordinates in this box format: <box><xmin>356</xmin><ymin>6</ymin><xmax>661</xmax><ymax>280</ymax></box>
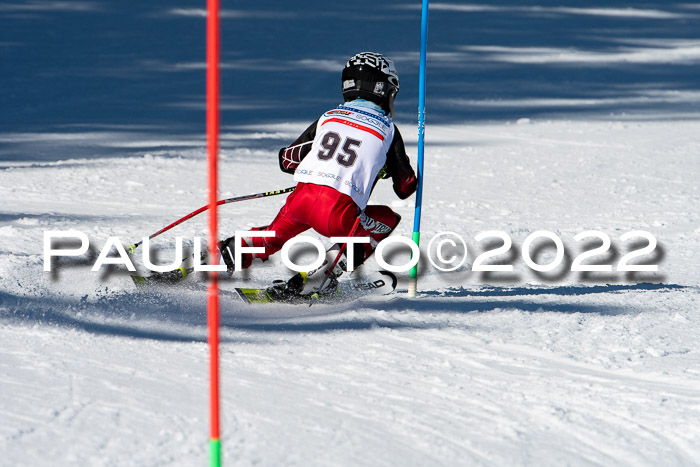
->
<box><xmin>219</xmin><ymin>52</ymin><xmax>417</xmax><ymax>295</ymax></box>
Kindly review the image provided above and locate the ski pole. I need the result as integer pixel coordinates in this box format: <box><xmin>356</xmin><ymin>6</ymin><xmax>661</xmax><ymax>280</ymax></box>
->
<box><xmin>126</xmin><ymin>186</ymin><xmax>296</xmax><ymax>253</ymax></box>
<box><xmin>310</xmin><ymin>215</ymin><xmax>363</xmax><ymax>307</ymax></box>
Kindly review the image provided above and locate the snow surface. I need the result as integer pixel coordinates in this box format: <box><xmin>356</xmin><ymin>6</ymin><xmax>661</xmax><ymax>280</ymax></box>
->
<box><xmin>2</xmin><ymin>1</ymin><xmax>700</xmax><ymax>466</ymax></box>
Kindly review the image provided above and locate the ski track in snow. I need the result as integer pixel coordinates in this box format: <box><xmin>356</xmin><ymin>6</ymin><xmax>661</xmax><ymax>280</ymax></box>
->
<box><xmin>1</xmin><ymin>120</ymin><xmax>699</xmax><ymax>465</ymax></box>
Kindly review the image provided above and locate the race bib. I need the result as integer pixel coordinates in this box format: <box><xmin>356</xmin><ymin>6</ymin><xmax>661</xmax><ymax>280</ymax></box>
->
<box><xmin>294</xmin><ymin>105</ymin><xmax>394</xmax><ymax>209</ymax></box>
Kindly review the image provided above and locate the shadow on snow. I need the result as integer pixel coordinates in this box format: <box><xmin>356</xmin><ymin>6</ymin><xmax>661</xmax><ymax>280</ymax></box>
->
<box><xmin>2</xmin><ymin>0</ymin><xmax>700</xmax><ymax>161</ymax></box>
<box><xmin>0</xmin><ymin>282</ymin><xmax>691</xmax><ymax>342</ymax></box>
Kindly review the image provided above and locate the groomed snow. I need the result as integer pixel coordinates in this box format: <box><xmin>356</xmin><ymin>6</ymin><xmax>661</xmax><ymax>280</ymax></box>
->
<box><xmin>2</xmin><ymin>1</ymin><xmax>700</xmax><ymax>465</ymax></box>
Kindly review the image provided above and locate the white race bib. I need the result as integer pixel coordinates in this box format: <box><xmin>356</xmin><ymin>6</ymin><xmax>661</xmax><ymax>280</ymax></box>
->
<box><xmin>294</xmin><ymin>105</ymin><xmax>394</xmax><ymax>209</ymax></box>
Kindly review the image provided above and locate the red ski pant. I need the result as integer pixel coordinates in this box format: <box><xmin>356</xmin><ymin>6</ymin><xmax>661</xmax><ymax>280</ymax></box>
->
<box><xmin>249</xmin><ymin>182</ymin><xmax>400</xmax><ymax>268</ymax></box>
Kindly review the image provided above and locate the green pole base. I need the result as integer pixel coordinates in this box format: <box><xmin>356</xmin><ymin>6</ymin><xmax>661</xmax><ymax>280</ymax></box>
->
<box><xmin>209</xmin><ymin>439</ymin><xmax>221</xmax><ymax>467</ymax></box>
<box><xmin>408</xmin><ymin>232</ymin><xmax>420</xmax><ymax>297</ymax></box>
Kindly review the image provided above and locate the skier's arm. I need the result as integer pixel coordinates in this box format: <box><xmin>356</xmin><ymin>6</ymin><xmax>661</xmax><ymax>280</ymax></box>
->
<box><xmin>278</xmin><ymin>119</ymin><xmax>318</xmax><ymax>174</ymax></box>
<box><xmin>385</xmin><ymin>126</ymin><xmax>418</xmax><ymax>199</ymax></box>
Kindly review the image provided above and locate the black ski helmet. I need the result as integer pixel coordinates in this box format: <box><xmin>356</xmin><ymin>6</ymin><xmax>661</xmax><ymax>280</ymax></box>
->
<box><xmin>342</xmin><ymin>52</ymin><xmax>400</xmax><ymax>117</ymax></box>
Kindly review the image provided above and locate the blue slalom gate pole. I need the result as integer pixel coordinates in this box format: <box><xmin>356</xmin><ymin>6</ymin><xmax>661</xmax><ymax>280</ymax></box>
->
<box><xmin>408</xmin><ymin>0</ymin><xmax>429</xmax><ymax>297</ymax></box>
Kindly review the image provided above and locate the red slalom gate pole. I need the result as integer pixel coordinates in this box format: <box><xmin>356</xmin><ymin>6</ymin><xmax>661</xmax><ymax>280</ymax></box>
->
<box><xmin>206</xmin><ymin>0</ymin><xmax>221</xmax><ymax>465</ymax></box>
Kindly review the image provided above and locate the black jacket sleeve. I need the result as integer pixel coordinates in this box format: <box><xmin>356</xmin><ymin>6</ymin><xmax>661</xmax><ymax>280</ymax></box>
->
<box><xmin>277</xmin><ymin>119</ymin><xmax>318</xmax><ymax>174</ymax></box>
<box><xmin>385</xmin><ymin>126</ymin><xmax>418</xmax><ymax>199</ymax></box>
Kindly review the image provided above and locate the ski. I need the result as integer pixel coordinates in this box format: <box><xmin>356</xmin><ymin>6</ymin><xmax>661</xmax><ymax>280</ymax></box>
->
<box><xmin>131</xmin><ymin>267</ymin><xmax>397</xmax><ymax>304</ymax></box>
<box><xmin>131</xmin><ymin>266</ymin><xmax>192</xmax><ymax>287</ymax></box>
<box><xmin>130</xmin><ymin>250</ymin><xmax>208</xmax><ymax>287</ymax></box>
<box><xmin>230</xmin><ymin>270</ymin><xmax>397</xmax><ymax>304</ymax></box>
